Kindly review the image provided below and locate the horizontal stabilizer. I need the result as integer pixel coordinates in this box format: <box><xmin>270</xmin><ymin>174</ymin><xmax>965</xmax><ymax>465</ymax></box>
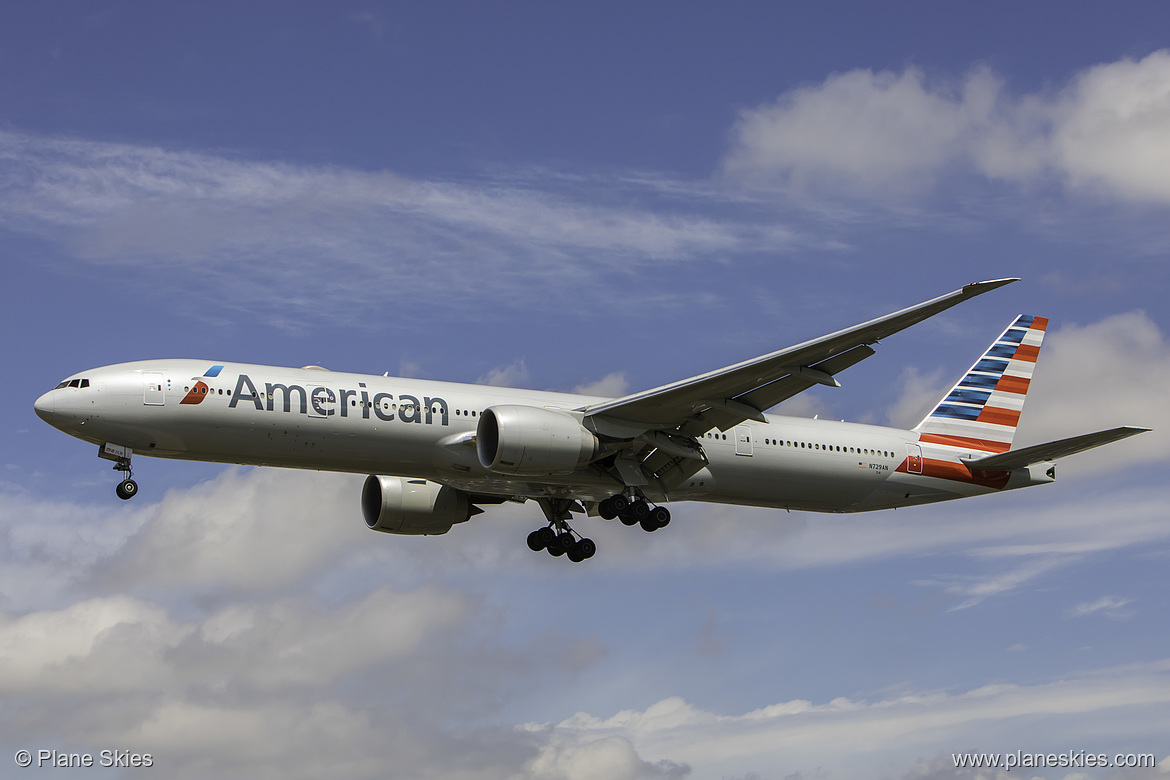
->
<box><xmin>961</xmin><ymin>426</ymin><xmax>1150</xmax><ymax>471</ymax></box>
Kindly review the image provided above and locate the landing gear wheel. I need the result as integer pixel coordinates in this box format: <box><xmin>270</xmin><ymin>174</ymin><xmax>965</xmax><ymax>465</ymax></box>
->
<box><xmin>115</xmin><ymin>479</ymin><xmax>138</xmax><ymax>500</ymax></box>
<box><xmin>619</xmin><ymin>514</ymin><xmax>638</xmax><ymax>526</ymax></box>
<box><xmin>547</xmin><ymin>532</ymin><xmax>574</xmax><ymax>557</ymax></box>
<box><xmin>527</xmin><ymin>527</ymin><xmax>555</xmax><ymax>551</ymax></box>
<box><xmin>568</xmin><ymin>538</ymin><xmax>596</xmax><ymax>562</ymax></box>
<box><xmin>629</xmin><ymin>499</ymin><xmax>650</xmax><ymax>521</ymax></box>
<box><xmin>599</xmin><ymin>497</ymin><xmax>618</xmax><ymax>520</ymax></box>
<box><xmin>649</xmin><ymin>506</ymin><xmax>670</xmax><ymax>528</ymax></box>
<box><xmin>639</xmin><ymin>516</ymin><xmax>659</xmax><ymax>532</ymax></box>
<box><xmin>610</xmin><ymin>495</ymin><xmax>629</xmax><ymax>515</ymax></box>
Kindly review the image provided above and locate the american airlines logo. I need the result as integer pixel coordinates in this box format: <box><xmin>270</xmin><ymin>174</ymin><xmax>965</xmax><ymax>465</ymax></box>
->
<box><xmin>226</xmin><ymin>373</ymin><xmax>449</xmax><ymax>425</ymax></box>
<box><xmin>180</xmin><ymin>366</ymin><xmax>223</xmax><ymax>405</ymax></box>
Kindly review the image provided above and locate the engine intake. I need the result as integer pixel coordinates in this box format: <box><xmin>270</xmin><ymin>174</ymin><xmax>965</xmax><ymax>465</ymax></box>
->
<box><xmin>476</xmin><ymin>405</ymin><xmax>598</xmax><ymax>476</ymax></box>
<box><xmin>361</xmin><ymin>476</ymin><xmax>474</xmax><ymax>535</ymax></box>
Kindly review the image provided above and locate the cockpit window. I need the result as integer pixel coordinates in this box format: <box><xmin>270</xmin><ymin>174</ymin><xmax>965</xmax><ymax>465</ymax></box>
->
<box><xmin>80</xmin><ymin>379</ymin><xmax>90</xmax><ymax>388</ymax></box>
<box><xmin>68</xmin><ymin>379</ymin><xmax>81</xmax><ymax>388</ymax></box>
<box><xmin>55</xmin><ymin>381</ymin><xmax>69</xmax><ymax>389</ymax></box>
<box><xmin>54</xmin><ymin>378</ymin><xmax>90</xmax><ymax>389</ymax></box>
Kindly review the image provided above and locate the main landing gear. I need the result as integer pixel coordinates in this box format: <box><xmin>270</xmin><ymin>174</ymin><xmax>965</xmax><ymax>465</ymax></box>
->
<box><xmin>598</xmin><ymin>493</ymin><xmax>670</xmax><ymax>533</ymax></box>
<box><xmin>527</xmin><ymin>498</ymin><xmax>596</xmax><ymax>563</ymax></box>
<box><xmin>524</xmin><ymin>493</ymin><xmax>671</xmax><ymax>563</ymax></box>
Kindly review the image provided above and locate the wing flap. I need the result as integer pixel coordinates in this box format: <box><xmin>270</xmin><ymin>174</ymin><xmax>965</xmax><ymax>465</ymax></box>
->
<box><xmin>961</xmin><ymin>426</ymin><xmax>1150</xmax><ymax>470</ymax></box>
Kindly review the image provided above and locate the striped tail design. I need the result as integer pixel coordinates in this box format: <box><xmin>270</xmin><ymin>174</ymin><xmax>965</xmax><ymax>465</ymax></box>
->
<box><xmin>913</xmin><ymin>315</ymin><xmax>1048</xmax><ymax>454</ymax></box>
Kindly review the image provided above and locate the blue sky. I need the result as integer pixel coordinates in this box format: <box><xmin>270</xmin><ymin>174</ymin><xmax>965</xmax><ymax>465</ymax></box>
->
<box><xmin>3</xmin><ymin>3</ymin><xmax>1170</xmax><ymax>778</ymax></box>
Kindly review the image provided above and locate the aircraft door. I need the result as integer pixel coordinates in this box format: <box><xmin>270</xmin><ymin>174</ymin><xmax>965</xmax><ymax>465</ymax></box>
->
<box><xmin>734</xmin><ymin>426</ymin><xmax>753</xmax><ymax>456</ymax></box>
<box><xmin>308</xmin><ymin>386</ymin><xmax>333</xmax><ymax>418</ymax></box>
<box><xmin>143</xmin><ymin>372</ymin><xmax>165</xmax><ymax>406</ymax></box>
<box><xmin>906</xmin><ymin>443</ymin><xmax>923</xmax><ymax>474</ymax></box>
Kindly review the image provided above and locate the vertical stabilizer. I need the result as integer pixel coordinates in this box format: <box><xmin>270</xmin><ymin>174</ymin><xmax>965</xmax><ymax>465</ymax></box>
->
<box><xmin>913</xmin><ymin>315</ymin><xmax>1048</xmax><ymax>454</ymax></box>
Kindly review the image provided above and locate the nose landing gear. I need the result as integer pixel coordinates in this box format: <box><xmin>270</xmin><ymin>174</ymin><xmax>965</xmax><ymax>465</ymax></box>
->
<box><xmin>99</xmin><ymin>442</ymin><xmax>138</xmax><ymax>500</ymax></box>
<box><xmin>113</xmin><ymin>459</ymin><xmax>138</xmax><ymax>500</ymax></box>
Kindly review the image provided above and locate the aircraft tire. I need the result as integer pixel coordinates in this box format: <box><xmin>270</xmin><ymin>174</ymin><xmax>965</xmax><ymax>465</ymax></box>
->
<box><xmin>650</xmin><ymin>506</ymin><xmax>670</xmax><ymax>528</ymax></box>
<box><xmin>547</xmin><ymin>532</ymin><xmax>574</xmax><ymax>556</ymax></box>
<box><xmin>528</xmin><ymin>527</ymin><xmax>554</xmax><ymax>551</ymax></box>
<box><xmin>568</xmin><ymin>538</ymin><xmax>596</xmax><ymax>562</ymax></box>
<box><xmin>629</xmin><ymin>499</ymin><xmax>650</xmax><ymax>521</ymax></box>
<box><xmin>639</xmin><ymin>517</ymin><xmax>658</xmax><ymax>532</ymax></box>
<box><xmin>116</xmin><ymin>479</ymin><xmax>137</xmax><ymax>500</ymax></box>
<box><xmin>610</xmin><ymin>495</ymin><xmax>629</xmax><ymax>514</ymax></box>
<box><xmin>619</xmin><ymin>513</ymin><xmax>638</xmax><ymax>526</ymax></box>
<box><xmin>599</xmin><ymin>497</ymin><xmax>617</xmax><ymax>520</ymax></box>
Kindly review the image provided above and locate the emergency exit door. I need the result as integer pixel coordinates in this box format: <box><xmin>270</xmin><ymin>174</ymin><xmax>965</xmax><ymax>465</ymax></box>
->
<box><xmin>906</xmin><ymin>443</ymin><xmax>923</xmax><ymax>474</ymax></box>
<box><xmin>735</xmin><ymin>426</ymin><xmax>753</xmax><ymax>456</ymax></box>
<box><xmin>143</xmin><ymin>372</ymin><xmax>165</xmax><ymax>406</ymax></box>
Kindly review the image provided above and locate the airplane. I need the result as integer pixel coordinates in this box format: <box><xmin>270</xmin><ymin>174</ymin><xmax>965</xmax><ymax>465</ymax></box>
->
<box><xmin>34</xmin><ymin>278</ymin><xmax>1148</xmax><ymax>562</ymax></box>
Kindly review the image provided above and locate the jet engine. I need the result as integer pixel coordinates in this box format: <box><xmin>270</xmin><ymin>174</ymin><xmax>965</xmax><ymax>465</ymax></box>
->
<box><xmin>361</xmin><ymin>476</ymin><xmax>475</xmax><ymax>535</ymax></box>
<box><xmin>476</xmin><ymin>405</ymin><xmax>598</xmax><ymax>476</ymax></box>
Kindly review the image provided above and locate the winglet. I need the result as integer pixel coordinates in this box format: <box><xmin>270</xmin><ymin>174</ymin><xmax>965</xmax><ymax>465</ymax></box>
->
<box><xmin>963</xmin><ymin>278</ymin><xmax>1020</xmax><ymax>296</ymax></box>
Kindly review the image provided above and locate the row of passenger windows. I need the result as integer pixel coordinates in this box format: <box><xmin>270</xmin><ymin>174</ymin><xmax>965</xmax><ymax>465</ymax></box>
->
<box><xmin>704</xmin><ymin>430</ymin><xmax>893</xmax><ymax>458</ymax></box>
<box><xmin>761</xmin><ymin>439</ymin><xmax>893</xmax><ymax>458</ymax></box>
<box><xmin>54</xmin><ymin>378</ymin><xmax>90</xmax><ymax>389</ymax></box>
<box><xmin>762</xmin><ymin>439</ymin><xmax>889</xmax><ymax>458</ymax></box>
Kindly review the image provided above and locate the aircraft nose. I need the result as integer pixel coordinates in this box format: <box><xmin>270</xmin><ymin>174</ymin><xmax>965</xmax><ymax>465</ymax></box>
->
<box><xmin>33</xmin><ymin>391</ymin><xmax>63</xmax><ymax>427</ymax></box>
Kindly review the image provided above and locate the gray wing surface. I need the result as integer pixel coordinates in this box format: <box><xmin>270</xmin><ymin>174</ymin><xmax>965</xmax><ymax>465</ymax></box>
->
<box><xmin>582</xmin><ymin>278</ymin><xmax>1020</xmax><ymax>436</ymax></box>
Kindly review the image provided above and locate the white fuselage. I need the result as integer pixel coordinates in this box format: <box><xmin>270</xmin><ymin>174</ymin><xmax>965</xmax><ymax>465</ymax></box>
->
<box><xmin>34</xmin><ymin>360</ymin><xmax>1052</xmax><ymax>514</ymax></box>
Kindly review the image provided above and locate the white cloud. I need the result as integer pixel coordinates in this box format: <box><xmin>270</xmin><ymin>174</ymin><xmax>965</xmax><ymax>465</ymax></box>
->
<box><xmin>886</xmin><ymin>365</ymin><xmax>950</xmax><ymax>429</ymax></box>
<box><xmin>1</xmin><ymin>455</ymin><xmax>1167</xmax><ymax>776</ymax></box>
<box><xmin>917</xmin><ymin>555</ymin><xmax>1080</xmax><ymax>612</ymax></box>
<box><xmin>1051</xmin><ymin>51</ymin><xmax>1170</xmax><ymax>203</ymax></box>
<box><xmin>525</xmin><ymin>735</ymin><xmax>687</xmax><ymax>780</ymax></box>
<box><xmin>0</xmin><ymin>595</ymin><xmax>185</xmax><ymax>694</ymax></box>
<box><xmin>1067</xmin><ymin>595</ymin><xmax>1135</xmax><ymax>620</ymax></box>
<box><xmin>0</xmin><ymin>131</ymin><xmax>794</xmax><ymax>324</ymax></box>
<box><xmin>572</xmin><ymin>372</ymin><xmax>630</xmax><ymax>398</ymax></box>
<box><xmin>724</xmin><ymin>50</ymin><xmax>1170</xmax><ymax>205</ymax></box>
<box><xmin>724</xmin><ymin>66</ymin><xmax>987</xmax><ymax>193</ymax></box>
<box><xmin>534</xmin><ymin>662</ymin><xmax>1170</xmax><ymax>779</ymax></box>
<box><xmin>91</xmin><ymin>468</ymin><xmax>367</xmax><ymax>593</ymax></box>
<box><xmin>477</xmin><ymin>359</ymin><xmax>532</xmax><ymax>388</ymax></box>
<box><xmin>0</xmin><ymin>587</ymin><xmax>467</xmax><ymax>697</ymax></box>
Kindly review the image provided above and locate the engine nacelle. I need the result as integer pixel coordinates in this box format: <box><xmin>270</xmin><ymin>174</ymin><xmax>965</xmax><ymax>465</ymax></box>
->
<box><xmin>476</xmin><ymin>405</ymin><xmax>598</xmax><ymax>476</ymax></box>
<box><xmin>361</xmin><ymin>476</ymin><xmax>474</xmax><ymax>535</ymax></box>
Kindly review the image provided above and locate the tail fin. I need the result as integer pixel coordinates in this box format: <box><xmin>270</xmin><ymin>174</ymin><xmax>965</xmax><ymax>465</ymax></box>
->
<box><xmin>913</xmin><ymin>315</ymin><xmax>1048</xmax><ymax>454</ymax></box>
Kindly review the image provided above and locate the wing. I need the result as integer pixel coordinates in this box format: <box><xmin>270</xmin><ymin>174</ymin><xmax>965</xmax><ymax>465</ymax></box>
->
<box><xmin>961</xmin><ymin>426</ymin><xmax>1150</xmax><ymax>471</ymax></box>
<box><xmin>583</xmin><ymin>278</ymin><xmax>1020</xmax><ymax>438</ymax></box>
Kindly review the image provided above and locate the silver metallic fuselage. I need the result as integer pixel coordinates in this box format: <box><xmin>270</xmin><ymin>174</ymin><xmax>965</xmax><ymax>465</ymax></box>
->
<box><xmin>34</xmin><ymin>360</ymin><xmax>1051</xmax><ymax>513</ymax></box>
